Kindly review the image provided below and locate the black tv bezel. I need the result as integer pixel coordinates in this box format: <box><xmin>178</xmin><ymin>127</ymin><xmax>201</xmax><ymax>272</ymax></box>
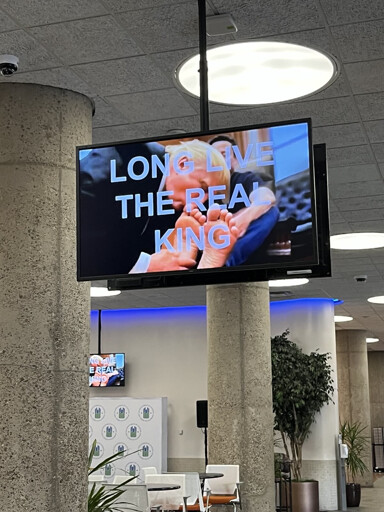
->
<box><xmin>89</xmin><ymin>352</ymin><xmax>126</xmax><ymax>387</ymax></box>
<box><xmin>76</xmin><ymin>118</ymin><xmax>331</xmax><ymax>289</ymax></box>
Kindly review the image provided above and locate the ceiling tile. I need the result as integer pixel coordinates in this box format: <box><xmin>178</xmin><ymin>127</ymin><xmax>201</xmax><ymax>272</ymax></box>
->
<box><xmin>372</xmin><ymin>143</ymin><xmax>384</xmax><ymax>162</ymax></box>
<box><xmin>364</xmin><ymin>120</ymin><xmax>384</xmax><ymax>143</ymax></box>
<box><xmin>0</xmin><ymin>67</ymin><xmax>92</xmax><ymax>95</ymax></box>
<box><xmin>330</xmin><ymin>180</ymin><xmax>384</xmax><ymax>199</ymax></box>
<box><xmin>327</xmin><ymin>145</ymin><xmax>373</xmax><ymax>167</ymax></box>
<box><xmin>103</xmin><ymin>88</ymin><xmax>197</xmax><ymax>123</ymax></box>
<box><xmin>355</xmin><ymin>92</ymin><xmax>384</xmax><ymax>121</ymax></box>
<box><xmin>92</xmin><ymin>97</ymin><xmax>130</xmax><ymax>128</ymax></box>
<box><xmin>1</xmin><ymin>0</ymin><xmax>107</xmax><ymax>26</ymax></box>
<box><xmin>101</xmin><ymin>0</ymin><xmax>187</xmax><ymax>12</ymax></box>
<box><xmin>118</xmin><ymin>3</ymin><xmax>225</xmax><ymax>53</ymax></box>
<box><xmin>29</xmin><ymin>16</ymin><xmax>143</xmax><ymax>65</ymax></box>
<box><xmin>313</xmin><ymin>123</ymin><xmax>365</xmax><ymax>149</ymax></box>
<box><xmin>344</xmin><ymin>60</ymin><xmax>384</xmax><ymax>95</ymax></box>
<box><xmin>346</xmin><ymin>208</ymin><xmax>384</xmax><ymax>222</ymax></box>
<box><xmin>92</xmin><ymin>115</ymin><xmax>199</xmax><ymax>144</ymax></box>
<box><xmin>213</xmin><ymin>0</ymin><xmax>323</xmax><ymax>38</ymax></box>
<box><xmin>350</xmin><ymin>220</ymin><xmax>384</xmax><ymax>232</ymax></box>
<box><xmin>330</xmin><ymin>222</ymin><xmax>351</xmax><ymax>235</ymax></box>
<box><xmin>72</xmin><ymin>55</ymin><xmax>172</xmax><ymax>96</ymax></box>
<box><xmin>0</xmin><ymin>8</ymin><xmax>21</xmax><ymax>32</ymax></box>
<box><xmin>336</xmin><ymin>195</ymin><xmax>384</xmax><ymax>212</ymax></box>
<box><xmin>0</xmin><ymin>29</ymin><xmax>59</xmax><ymax>71</ymax></box>
<box><xmin>331</xmin><ymin>19</ymin><xmax>384</xmax><ymax>63</ymax></box>
<box><xmin>210</xmin><ymin>97</ymin><xmax>360</xmax><ymax>131</ymax></box>
<box><xmin>321</xmin><ymin>0</ymin><xmax>384</xmax><ymax>25</ymax></box>
<box><xmin>328</xmin><ymin>164</ymin><xmax>380</xmax><ymax>184</ymax></box>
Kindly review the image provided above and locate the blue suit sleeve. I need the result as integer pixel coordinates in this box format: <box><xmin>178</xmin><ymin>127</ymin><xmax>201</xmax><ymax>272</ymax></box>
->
<box><xmin>226</xmin><ymin>206</ymin><xmax>280</xmax><ymax>267</ymax></box>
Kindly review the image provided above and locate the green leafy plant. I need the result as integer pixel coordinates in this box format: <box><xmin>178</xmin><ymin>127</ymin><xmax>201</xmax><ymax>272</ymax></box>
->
<box><xmin>340</xmin><ymin>421</ymin><xmax>369</xmax><ymax>484</ymax></box>
<box><xmin>271</xmin><ymin>330</ymin><xmax>334</xmax><ymax>481</ymax></box>
<box><xmin>88</xmin><ymin>440</ymin><xmax>138</xmax><ymax>512</ymax></box>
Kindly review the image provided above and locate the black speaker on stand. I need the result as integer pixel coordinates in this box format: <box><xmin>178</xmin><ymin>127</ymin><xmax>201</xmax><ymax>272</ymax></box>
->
<box><xmin>196</xmin><ymin>400</ymin><xmax>208</xmax><ymax>467</ymax></box>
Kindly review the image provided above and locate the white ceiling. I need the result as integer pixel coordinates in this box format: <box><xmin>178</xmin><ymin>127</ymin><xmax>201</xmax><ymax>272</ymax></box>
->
<box><xmin>1</xmin><ymin>0</ymin><xmax>384</xmax><ymax>349</ymax></box>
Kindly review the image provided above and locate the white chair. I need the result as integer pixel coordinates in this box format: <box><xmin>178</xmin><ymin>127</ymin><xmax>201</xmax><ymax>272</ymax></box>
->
<box><xmin>166</xmin><ymin>472</ymin><xmax>205</xmax><ymax>511</ymax></box>
<box><xmin>114</xmin><ymin>484</ymin><xmax>151</xmax><ymax>512</ymax></box>
<box><xmin>145</xmin><ymin>473</ymin><xmax>186</xmax><ymax>511</ymax></box>
<box><xmin>142</xmin><ymin>466</ymin><xmax>159</xmax><ymax>478</ymax></box>
<box><xmin>203</xmin><ymin>465</ymin><xmax>241</xmax><ymax>511</ymax></box>
<box><xmin>88</xmin><ymin>474</ymin><xmax>106</xmax><ymax>482</ymax></box>
<box><xmin>113</xmin><ymin>474</ymin><xmax>138</xmax><ymax>485</ymax></box>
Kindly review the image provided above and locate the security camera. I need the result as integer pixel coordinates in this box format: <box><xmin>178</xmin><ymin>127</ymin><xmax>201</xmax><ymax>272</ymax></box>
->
<box><xmin>354</xmin><ymin>275</ymin><xmax>367</xmax><ymax>283</ymax></box>
<box><xmin>0</xmin><ymin>55</ymin><xmax>19</xmax><ymax>76</ymax></box>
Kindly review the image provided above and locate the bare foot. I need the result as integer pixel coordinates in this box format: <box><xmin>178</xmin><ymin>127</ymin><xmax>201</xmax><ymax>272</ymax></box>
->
<box><xmin>166</xmin><ymin>206</ymin><xmax>206</xmax><ymax>260</ymax></box>
<box><xmin>198</xmin><ymin>206</ymin><xmax>239</xmax><ymax>268</ymax></box>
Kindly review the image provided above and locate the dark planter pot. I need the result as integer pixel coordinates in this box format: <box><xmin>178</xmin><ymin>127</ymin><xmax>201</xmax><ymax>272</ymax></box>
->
<box><xmin>346</xmin><ymin>483</ymin><xmax>361</xmax><ymax>507</ymax></box>
<box><xmin>291</xmin><ymin>481</ymin><xmax>319</xmax><ymax>512</ymax></box>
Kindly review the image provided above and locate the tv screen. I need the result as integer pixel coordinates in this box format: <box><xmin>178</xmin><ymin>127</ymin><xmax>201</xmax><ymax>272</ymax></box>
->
<box><xmin>89</xmin><ymin>353</ymin><xmax>125</xmax><ymax>387</ymax></box>
<box><xmin>77</xmin><ymin>118</ymin><xmax>330</xmax><ymax>288</ymax></box>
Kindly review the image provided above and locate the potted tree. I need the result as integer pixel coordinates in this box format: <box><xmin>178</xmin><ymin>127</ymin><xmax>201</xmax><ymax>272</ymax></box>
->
<box><xmin>271</xmin><ymin>330</ymin><xmax>334</xmax><ymax>512</ymax></box>
<box><xmin>340</xmin><ymin>421</ymin><xmax>369</xmax><ymax>507</ymax></box>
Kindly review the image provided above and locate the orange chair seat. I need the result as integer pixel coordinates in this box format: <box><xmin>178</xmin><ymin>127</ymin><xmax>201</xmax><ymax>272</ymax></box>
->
<box><xmin>203</xmin><ymin>494</ymin><xmax>237</xmax><ymax>504</ymax></box>
<box><xmin>178</xmin><ymin>504</ymin><xmax>201</xmax><ymax>511</ymax></box>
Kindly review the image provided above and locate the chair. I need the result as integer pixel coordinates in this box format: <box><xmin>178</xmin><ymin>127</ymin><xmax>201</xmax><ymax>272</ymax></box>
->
<box><xmin>167</xmin><ymin>472</ymin><xmax>205</xmax><ymax>512</ymax></box>
<box><xmin>142</xmin><ymin>466</ymin><xmax>159</xmax><ymax>478</ymax></box>
<box><xmin>113</xmin><ymin>474</ymin><xmax>138</xmax><ymax>485</ymax></box>
<box><xmin>114</xmin><ymin>484</ymin><xmax>152</xmax><ymax>512</ymax></box>
<box><xmin>145</xmin><ymin>473</ymin><xmax>196</xmax><ymax>512</ymax></box>
<box><xmin>88</xmin><ymin>474</ymin><xmax>106</xmax><ymax>482</ymax></box>
<box><xmin>203</xmin><ymin>464</ymin><xmax>242</xmax><ymax>511</ymax></box>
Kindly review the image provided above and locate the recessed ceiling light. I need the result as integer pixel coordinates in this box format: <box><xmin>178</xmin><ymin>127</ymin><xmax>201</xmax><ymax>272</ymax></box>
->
<box><xmin>366</xmin><ymin>337</ymin><xmax>379</xmax><ymax>343</ymax></box>
<box><xmin>269</xmin><ymin>278</ymin><xmax>309</xmax><ymax>287</ymax></box>
<box><xmin>367</xmin><ymin>296</ymin><xmax>384</xmax><ymax>304</ymax></box>
<box><xmin>330</xmin><ymin>233</ymin><xmax>384</xmax><ymax>250</ymax></box>
<box><xmin>175</xmin><ymin>41</ymin><xmax>337</xmax><ymax>105</ymax></box>
<box><xmin>91</xmin><ymin>287</ymin><xmax>121</xmax><ymax>297</ymax></box>
<box><xmin>334</xmin><ymin>315</ymin><xmax>353</xmax><ymax>322</ymax></box>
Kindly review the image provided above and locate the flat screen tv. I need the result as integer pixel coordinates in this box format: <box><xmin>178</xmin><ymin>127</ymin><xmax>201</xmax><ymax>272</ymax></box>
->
<box><xmin>89</xmin><ymin>353</ymin><xmax>125</xmax><ymax>387</ymax></box>
<box><xmin>77</xmin><ymin>118</ymin><xmax>330</xmax><ymax>289</ymax></box>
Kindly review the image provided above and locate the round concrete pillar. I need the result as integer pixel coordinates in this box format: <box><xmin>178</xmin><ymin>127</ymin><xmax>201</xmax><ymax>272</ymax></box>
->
<box><xmin>336</xmin><ymin>329</ymin><xmax>373</xmax><ymax>486</ymax></box>
<box><xmin>207</xmin><ymin>282</ymin><xmax>274</xmax><ymax>512</ymax></box>
<box><xmin>0</xmin><ymin>83</ymin><xmax>93</xmax><ymax>511</ymax></box>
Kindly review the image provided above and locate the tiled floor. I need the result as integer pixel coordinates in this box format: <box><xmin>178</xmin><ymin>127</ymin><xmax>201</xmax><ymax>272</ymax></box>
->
<box><xmin>333</xmin><ymin>475</ymin><xmax>384</xmax><ymax>512</ymax></box>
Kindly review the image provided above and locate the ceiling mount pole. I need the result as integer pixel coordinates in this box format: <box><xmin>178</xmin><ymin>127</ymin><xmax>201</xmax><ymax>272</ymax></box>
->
<box><xmin>198</xmin><ymin>0</ymin><xmax>210</xmax><ymax>131</ymax></box>
<box><xmin>98</xmin><ymin>309</ymin><xmax>102</xmax><ymax>354</ymax></box>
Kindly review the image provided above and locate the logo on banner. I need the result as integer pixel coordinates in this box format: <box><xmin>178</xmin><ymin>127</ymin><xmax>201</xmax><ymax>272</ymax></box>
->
<box><xmin>138</xmin><ymin>443</ymin><xmax>153</xmax><ymax>459</ymax></box>
<box><xmin>93</xmin><ymin>442</ymin><xmax>105</xmax><ymax>459</ymax></box>
<box><xmin>126</xmin><ymin>424</ymin><xmax>142</xmax><ymax>440</ymax></box>
<box><xmin>114</xmin><ymin>443</ymin><xmax>128</xmax><ymax>456</ymax></box>
<box><xmin>102</xmin><ymin>424</ymin><xmax>117</xmax><ymax>440</ymax></box>
<box><xmin>125</xmin><ymin>462</ymin><xmax>140</xmax><ymax>477</ymax></box>
<box><xmin>103</xmin><ymin>462</ymin><xmax>116</xmax><ymax>478</ymax></box>
<box><xmin>114</xmin><ymin>405</ymin><xmax>130</xmax><ymax>421</ymax></box>
<box><xmin>91</xmin><ymin>405</ymin><xmax>105</xmax><ymax>421</ymax></box>
<box><xmin>139</xmin><ymin>405</ymin><xmax>154</xmax><ymax>421</ymax></box>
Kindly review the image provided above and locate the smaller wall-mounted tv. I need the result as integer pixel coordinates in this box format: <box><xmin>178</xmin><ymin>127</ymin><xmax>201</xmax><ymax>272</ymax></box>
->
<box><xmin>89</xmin><ymin>353</ymin><xmax>125</xmax><ymax>387</ymax></box>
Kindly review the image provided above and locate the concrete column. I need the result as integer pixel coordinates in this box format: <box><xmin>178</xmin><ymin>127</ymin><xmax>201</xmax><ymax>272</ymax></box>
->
<box><xmin>207</xmin><ymin>282</ymin><xmax>274</xmax><ymax>512</ymax></box>
<box><xmin>270</xmin><ymin>298</ymin><xmax>339</xmax><ymax>511</ymax></box>
<box><xmin>336</xmin><ymin>330</ymin><xmax>373</xmax><ymax>486</ymax></box>
<box><xmin>0</xmin><ymin>83</ymin><xmax>93</xmax><ymax>511</ymax></box>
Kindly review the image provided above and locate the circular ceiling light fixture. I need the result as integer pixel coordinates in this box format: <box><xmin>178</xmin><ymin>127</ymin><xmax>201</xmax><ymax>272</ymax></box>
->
<box><xmin>334</xmin><ymin>315</ymin><xmax>353</xmax><ymax>322</ymax></box>
<box><xmin>90</xmin><ymin>287</ymin><xmax>121</xmax><ymax>297</ymax></box>
<box><xmin>330</xmin><ymin>233</ymin><xmax>384</xmax><ymax>250</ymax></box>
<box><xmin>367</xmin><ymin>296</ymin><xmax>384</xmax><ymax>304</ymax></box>
<box><xmin>366</xmin><ymin>337</ymin><xmax>379</xmax><ymax>343</ymax></box>
<box><xmin>176</xmin><ymin>41</ymin><xmax>337</xmax><ymax>105</ymax></box>
<box><xmin>269</xmin><ymin>278</ymin><xmax>309</xmax><ymax>287</ymax></box>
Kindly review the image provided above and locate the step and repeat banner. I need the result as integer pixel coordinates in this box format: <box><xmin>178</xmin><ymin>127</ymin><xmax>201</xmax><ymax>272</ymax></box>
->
<box><xmin>89</xmin><ymin>397</ymin><xmax>167</xmax><ymax>482</ymax></box>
